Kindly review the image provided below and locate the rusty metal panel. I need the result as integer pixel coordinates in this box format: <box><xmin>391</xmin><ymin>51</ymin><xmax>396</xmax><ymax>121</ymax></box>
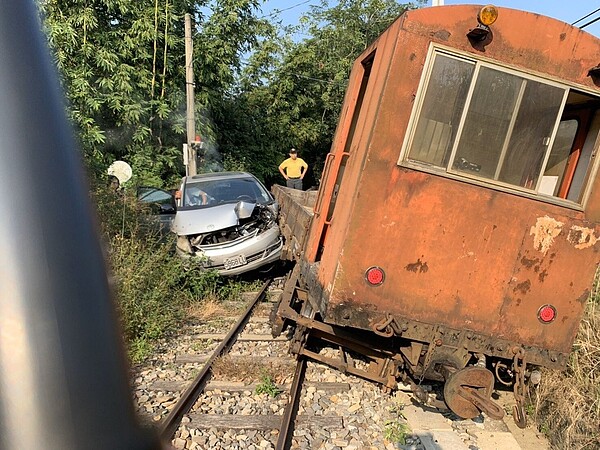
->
<box><xmin>309</xmin><ymin>6</ymin><xmax>600</xmax><ymax>361</ymax></box>
<box><xmin>305</xmin><ymin>18</ymin><xmax>408</xmax><ymax>264</ymax></box>
<box><xmin>307</xmin><ymin>17</ymin><xmax>406</xmax><ymax>279</ymax></box>
<box><xmin>272</xmin><ymin>185</ymin><xmax>317</xmax><ymax>260</ymax></box>
<box><xmin>327</xmin><ymin>171</ymin><xmax>597</xmax><ymax>354</ymax></box>
<box><xmin>399</xmin><ymin>6</ymin><xmax>600</xmax><ymax>88</ymax></box>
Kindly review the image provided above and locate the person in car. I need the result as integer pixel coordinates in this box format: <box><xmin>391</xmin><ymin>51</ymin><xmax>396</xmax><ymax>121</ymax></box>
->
<box><xmin>187</xmin><ymin>188</ymin><xmax>209</xmax><ymax>206</ymax></box>
<box><xmin>278</xmin><ymin>148</ymin><xmax>308</xmax><ymax>190</ymax></box>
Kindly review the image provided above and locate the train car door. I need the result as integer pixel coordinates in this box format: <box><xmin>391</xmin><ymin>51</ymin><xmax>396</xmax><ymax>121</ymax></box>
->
<box><xmin>541</xmin><ymin>95</ymin><xmax>600</xmax><ymax>202</ymax></box>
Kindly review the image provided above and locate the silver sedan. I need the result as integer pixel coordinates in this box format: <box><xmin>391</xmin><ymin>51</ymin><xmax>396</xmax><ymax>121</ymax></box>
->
<box><xmin>172</xmin><ymin>172</ymin><xmax>282</xmax><ymax>275</ymax></box>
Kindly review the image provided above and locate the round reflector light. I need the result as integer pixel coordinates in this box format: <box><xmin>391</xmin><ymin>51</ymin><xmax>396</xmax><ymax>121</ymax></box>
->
<box><xmin>538</xmin><ymin>304</ymin><xmax>557</xmax><ymax>323</ymax></box>
<box><xmin>478</xmin><ymin>5</ymin><xmax>498</xmax><ymax>26</ymax></box>
<box><xmin>365</xmin><ymin>266</ymin><xmax>385</xmax><ymax>286</ymax></box>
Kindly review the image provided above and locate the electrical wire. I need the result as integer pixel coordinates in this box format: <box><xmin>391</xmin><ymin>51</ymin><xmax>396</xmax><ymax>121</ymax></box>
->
<box><xmin>571</xmin><ymin>7</ymin><xmax>600</xmax><ymax>26</ymax></box>
<box><xmin>580</xmin><ymin>14</ymin><xmax>600</xmax><ymax>30</ymax></box>
<box><xmin>293</xmin><ymin>73</ymin><xmax>345</xmax><ymax>85</ymax></box>
<box><xmin>260</xmin><ymin>0</ymin><xmax>313</xmax><ymax>19</ymax></box>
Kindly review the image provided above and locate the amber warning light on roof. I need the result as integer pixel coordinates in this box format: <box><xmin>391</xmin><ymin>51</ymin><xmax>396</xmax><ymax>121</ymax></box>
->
<box><xmin>478</xmin><ymin>5</ymin><xmax>498</xmax><ymax>26</ymax></box>
<box><xmin>467</xmin><ymin>5</ymin><xmax>498</xmax><ymax>41</ymax></box>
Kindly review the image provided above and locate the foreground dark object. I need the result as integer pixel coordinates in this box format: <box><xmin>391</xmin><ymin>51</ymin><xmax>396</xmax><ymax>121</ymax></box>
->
<box><xmin>0</xmin><ymin>2</ymin><xmax>161</xmax><ymax>449</ymax></box>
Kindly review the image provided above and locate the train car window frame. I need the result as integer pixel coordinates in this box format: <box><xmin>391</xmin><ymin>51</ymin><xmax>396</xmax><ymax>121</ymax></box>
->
<box><xmin>399</xmin><ymin>44</ymin><xmax>600</xmax><ymax>209</ymax></box>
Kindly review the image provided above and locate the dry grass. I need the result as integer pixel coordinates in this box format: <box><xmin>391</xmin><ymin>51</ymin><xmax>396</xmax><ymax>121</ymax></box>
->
<box><xmin>533</xmin><ymin>298</ymin><xmax>600</xmax><ymax>449</ymax></box>
<box><xmin>212</xmin><ymin>355</ymin><xmax>295</xmax><ymax>384</ymax></box>
<box><xmin>187</xmin><ymin>296</ymin><xmax>232</xmax><ymax>321</ymax></box>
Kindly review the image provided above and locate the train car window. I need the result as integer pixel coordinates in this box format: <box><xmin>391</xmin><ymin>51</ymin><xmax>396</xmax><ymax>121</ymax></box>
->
<box><xmin>453</xmin><ymin>70</ymin><xmax>565</xmax><ymax>189</ymax></box>
<box><xmin>410</xmin><ymin>54</ymin><xmax>474</xmax><ymax>167</ymax></box>
<box><xmin>568</xmin><ymin>108</ymin><xmax>600</xmax><ymax>201</ymax></box>
<box><xmin>541</xmin><ymin>120</ymin><xmax>579</xmax><ymax>196</ymax></box>
<box><xmin>453</xmin><ymin>67</ymin><xmax>524</xmax><ymax>180</ymax></box>
<box><xmin>402</xmin><ymin>48</ymin><xmax>600</xmax><ymax>206</ymax></box>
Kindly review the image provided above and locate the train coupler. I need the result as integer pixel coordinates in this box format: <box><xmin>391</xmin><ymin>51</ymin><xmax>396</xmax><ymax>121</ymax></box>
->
<box><xmin>442</xmin><ymin>366</ymin><xmax>505</xmax><ymax>421</ymax></box>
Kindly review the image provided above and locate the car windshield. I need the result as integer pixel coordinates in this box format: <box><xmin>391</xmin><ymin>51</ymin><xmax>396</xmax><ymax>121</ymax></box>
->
<box><xmin>182</xmin><ymin>177</ymin><xmax>272</xmax><ymax>207</ymax></box>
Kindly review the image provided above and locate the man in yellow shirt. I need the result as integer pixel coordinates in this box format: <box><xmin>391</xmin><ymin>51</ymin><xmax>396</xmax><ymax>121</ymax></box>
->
<box><xmin>278</xmin><ymin>148</ymin><xmax>308</xmax><ymax>190</ymax></box>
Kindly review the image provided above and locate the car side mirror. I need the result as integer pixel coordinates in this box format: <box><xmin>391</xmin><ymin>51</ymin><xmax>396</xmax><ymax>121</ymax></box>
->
<box><xmin>160</xmin><ymin>204</ymin><xmax>176</xmax><ymax>214</ymax></box>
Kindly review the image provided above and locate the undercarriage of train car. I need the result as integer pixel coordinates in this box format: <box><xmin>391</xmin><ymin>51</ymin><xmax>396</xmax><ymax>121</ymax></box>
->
<box><xmin>271</xmin><ymin>264</ymin><xmax>542</xmax><ymax>428</ymax></box>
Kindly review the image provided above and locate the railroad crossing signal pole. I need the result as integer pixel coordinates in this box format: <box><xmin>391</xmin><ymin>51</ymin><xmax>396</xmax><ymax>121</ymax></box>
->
<box><xmin>185</xmin><ymin>13</ymin><xmax>197</xmax><ymax>176</ymax></box>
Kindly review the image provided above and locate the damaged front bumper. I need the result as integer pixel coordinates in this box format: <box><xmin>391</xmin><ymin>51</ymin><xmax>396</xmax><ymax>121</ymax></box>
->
<box><xmin>176</xmin><ymin>225</ymin><xmax>283</xmax><ymax>275</ymax></box>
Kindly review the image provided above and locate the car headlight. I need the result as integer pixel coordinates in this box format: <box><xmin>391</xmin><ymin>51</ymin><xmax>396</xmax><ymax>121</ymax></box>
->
<box><xmin>176</xmin><ymin>235</ymin><xmax>193</xmax><ymax>254</ymax></box>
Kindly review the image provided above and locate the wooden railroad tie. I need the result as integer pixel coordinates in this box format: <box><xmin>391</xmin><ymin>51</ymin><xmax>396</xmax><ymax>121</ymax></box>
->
<box><xmin>185</xmin><ymin>413</ymin><xmax>343</xmax><ymax>430</ymax></box>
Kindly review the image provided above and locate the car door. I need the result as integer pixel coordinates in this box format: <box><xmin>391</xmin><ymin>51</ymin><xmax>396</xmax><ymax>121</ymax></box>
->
<box><xmin>137</xmin><ymin>187</ymin><xmax>176</xmax><ymax>232</ymax></box>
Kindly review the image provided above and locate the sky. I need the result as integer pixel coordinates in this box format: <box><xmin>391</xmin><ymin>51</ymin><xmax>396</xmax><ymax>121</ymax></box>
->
<box><xmin>259</xmin><ymin>0</ymin><xmax>600</xmax><ymax>38</ymax></box>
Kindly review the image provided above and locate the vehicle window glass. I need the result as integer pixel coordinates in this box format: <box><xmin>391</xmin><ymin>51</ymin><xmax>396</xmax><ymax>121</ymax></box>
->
<box><xmin>183</xmin><ymin>177</ymin><xmax>271</xmax><ymax>207</ymax></box>
<box><xmin>452</xmin><ymin>70</ymin><xmax>565</xmax><ymax>189</ymax></box>
<box><xmin>409</xmin><ymin>54</ymin><xmax>474</xmax><ymax>167</ymax></box>
<box><xmin>497</xmin><ymin>80</ymin><xmax>564</xmax><ymax>188</ymax></box>
<box><xmin>453</xmin><ymin>67</ymin><xmax>522</xmax><ymax>179</ymax></box>
<box><xmin>139</xmin><ymin>188</ymin><xmax>173</xmax><ymax>205</ymax></box>
<box><xmin>538</xmin><ymin>120</ymin><xmax>579</xmax><ymax>196</ymax></box>
<box><xmin>567</xmin><ymin>110</ymin><xmax>600</xmax><ymax>201</ymax></box>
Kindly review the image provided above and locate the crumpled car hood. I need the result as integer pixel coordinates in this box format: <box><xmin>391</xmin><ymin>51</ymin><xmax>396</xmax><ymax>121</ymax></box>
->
<box><xmin>171</xmin><ymin>202</ymin><xmax>255</xmax><ymax>236</ymax></box>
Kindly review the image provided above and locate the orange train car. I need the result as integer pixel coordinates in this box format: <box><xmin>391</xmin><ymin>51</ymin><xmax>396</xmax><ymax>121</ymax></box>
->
<box><xmin>272</xmin><ymin>4</ymin><xmax>600</xmax><ymax>425</ymax></box>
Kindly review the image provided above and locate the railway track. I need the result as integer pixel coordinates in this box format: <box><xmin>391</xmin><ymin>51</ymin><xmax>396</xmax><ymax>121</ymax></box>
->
<box><xmin>159</xmin><ymin>280</ymin><xmax>273</xmax><ymax>440</ymax></box>
<box><xmin>157</xmin><ymin>278</ymin><xmax>324</xmax><ymax>449</ymax></box>
<box><xmin>146</xmin><ymin>278</ymin><xmax>335</xmax><ymax>450</ymax></box>
<box><xmin>131</xmin><ymin>279</ymin><xmax>550</xmax><ymax>450</ymax></box>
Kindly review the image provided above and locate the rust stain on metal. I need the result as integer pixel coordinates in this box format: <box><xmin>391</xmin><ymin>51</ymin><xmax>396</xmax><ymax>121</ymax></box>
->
<box><xmin>538</xmin><ymin>270</ymin><xmax>548</xmax><ymax>283</ymax></box>
<box><xmin>431</xmin><ymin>29</ymin><xmax>451</xmax><ymax>41</ymax></box>
<box><xmin>567</xmin><ymin>225</ymin><xmax>599</xmax><ymax>250</ymax></box>
<box><xmin>513</xmin><ymin>280</ymin><xmax>531</xmax><ymax>295</ymax></box>
<box><xmin>405</xmin><ymin>258</ymin><xmax>429</xmax><ymax>273</ymax></box>
<box><xmin>577</xmin><ymin>289</ymin><xmax>590</xmax><ymax>304</ymax></box>
<box><xmin>520</xmin><ymin>255</ymin><xmax>540</xmax><ymax>268</ymax></box>
<box><xmin>530</xmin><ymin>216</ymin><xmax>563</xmax><ymax>255</ymax></box>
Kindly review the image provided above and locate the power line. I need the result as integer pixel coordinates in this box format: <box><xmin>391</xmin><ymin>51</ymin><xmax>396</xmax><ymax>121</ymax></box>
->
<box><xmin>260</xmin><ymin>0</ymin><xmax>312</xmax><ymax>19</ymax></box>
<box><xmin>293</xmin><ymin>73</ymin><xmax>345</xmax><ymax>85</ymax></box>
<box><xmin>580</xmin><ymin>14</ymin><xmax>600</xmax><ymax>29</ymax></box>
<box><xmin>571</xmin><ymin>7</ymin><xmax>600</xmax><ymax>26</ymax></box>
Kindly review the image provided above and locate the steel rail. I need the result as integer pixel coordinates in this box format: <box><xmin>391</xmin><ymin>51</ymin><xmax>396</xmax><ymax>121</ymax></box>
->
<box><xmin>159</xmin><ymin>279</ymin><xmax>272</xmax><ymax>441</ymax></box>
<box><xmin>275</xmin><ymin>357</ymin><xmax>307</xmax><ymax>450</ymax></box>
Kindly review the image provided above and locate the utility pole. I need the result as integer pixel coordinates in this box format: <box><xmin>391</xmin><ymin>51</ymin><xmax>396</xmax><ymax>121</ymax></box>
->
<box><xmin>185</xmin><ymin>13</ymin><xmax>197</xmax><ymax>176</ymax></box>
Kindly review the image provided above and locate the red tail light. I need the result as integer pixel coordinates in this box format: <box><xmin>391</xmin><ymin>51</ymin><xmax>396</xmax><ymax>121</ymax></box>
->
<box><xmin>537</xmin><ymin>304</ymin><xmax>557</xmax><ymax>323</ymax></box>
<box><xmin>365</xmin><ymin>266</ymin><xmax>385</xmax><ymax>286</ymax></box>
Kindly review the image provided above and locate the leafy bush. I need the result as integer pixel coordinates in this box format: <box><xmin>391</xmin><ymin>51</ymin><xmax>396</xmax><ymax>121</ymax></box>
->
<box><xmin>92</xmin><ymin>182</ymin><xmax>223</xmax><ymax>363</ymax></box>
<box><xmin>384</xmin><ymin>419</ymin><xmax>409</xmax><ymax>444</ymax></box>
<box><xmin>109</xmin><ymin>235</ymin><xmax>192</xmax><ymax>362</ymax></box>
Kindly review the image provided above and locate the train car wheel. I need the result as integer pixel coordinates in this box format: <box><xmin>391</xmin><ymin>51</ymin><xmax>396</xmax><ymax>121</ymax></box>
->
<box><xmin>443</xmin><ymin>366</ymin><xmax>504</xmax><ymax>420</ymax></box>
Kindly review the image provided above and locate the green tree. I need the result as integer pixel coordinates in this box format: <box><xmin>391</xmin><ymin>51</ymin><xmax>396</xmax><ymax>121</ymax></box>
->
<box><xmin>38</xmin><ymin>0</ymin><xmax>270</xmax><ymax>186</ymax></box>
<box><xmin>217</xmin><ymin>0</ymin><xmax>423</xmax><ymax>187</ymax></box>
<box><xmin>37</xmin><ymin>0</ymin><xmax>423</xmax><ymax>188</ymax></box>
<box><xmin>39</xmin><ymin>0</ymin><xmax>194</xmax><ymax>185</ymax></box>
